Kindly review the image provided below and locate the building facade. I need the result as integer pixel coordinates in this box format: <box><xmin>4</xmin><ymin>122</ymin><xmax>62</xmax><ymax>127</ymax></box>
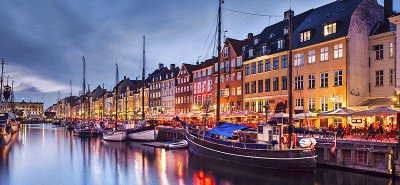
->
<box><xmin>193</xmin><ymin>58</ymin><xmax>216</xmax><ymax>112</ymax></box>
<box><xmin>175</xmin><ymin>63</ymin><xmax>197</xmax><ymax>114</ymax></box>
<box><xmin>161</xmin><ymin>64</ymin><xmax>179</xmax><ymax>114</ymax></box>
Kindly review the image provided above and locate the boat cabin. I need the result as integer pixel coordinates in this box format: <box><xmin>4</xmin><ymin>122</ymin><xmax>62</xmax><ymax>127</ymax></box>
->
<box><xmin>257</xmin><ymin>122</ymin><xmax>288</xmax><ymax>146</ymax></box>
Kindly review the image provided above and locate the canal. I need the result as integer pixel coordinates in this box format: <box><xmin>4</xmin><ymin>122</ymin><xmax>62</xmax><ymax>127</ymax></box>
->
<box><xmin>0</xmin><ymin>124</ymin><xmax>395</xmax><ymax>185</ymax></box>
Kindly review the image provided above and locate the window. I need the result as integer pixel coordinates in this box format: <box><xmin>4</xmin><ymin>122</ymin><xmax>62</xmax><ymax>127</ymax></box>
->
<box><xmin>334</xmin><ymin>70</ymin><xmax>343</xmax><ymax>86</ymax></box>
<box><xmin>245</xmin><ymin>64</ymin><xmax>250</xmax><ymax>76</ymax></box>
<box><xmin>281</xmin><ymin>55</ymin><xmax>287</xmax><ymax>68</ymax></box>
<box><xmin>295</xmin><ymin>98</ymin><xmax>304</xmax><ymax>107</ymax></box>
<box><xmin>324</xmin><ymin>23</ymin><xmax>336</xmax><ymax>36</ymax></box>
<box><xmin>294</xmin><ymin>53</ymin><xmax>304</xmax><ymax>66</ymax></box>
<box><xmin>277</xmin><ymin>39</ymin><xmax>284</xmax><ymax>50</ymax></box>
<box><xmin>273</xmin><ymin>57</ymin><xmax>279</xmax><ymax>70</ymax></box>
<box><xmin>308</xmin><ymin>74</ymin><xmax>315</xmax><ymax>89</ymax></box>
<box><xmin>231</xmin><ymin>59</ymin><xmax>236</xmax><ymax>68</ymax></box>
<box><xmin>258</xmin><ymin>60</ymin><xmax>263</xmax><ymax>73</ymax></box>
<box><xmin>265</xmin><ymin>79</ymin><xmax>271</xmax><ymax>92</ymax></box>
<box><xmin>320</xmin><ymin>72</ymin><xmax>328</xmax><ymax>88</ymax></box>
<box><xmin>262</xmin><ymin>45</ymin><xmax>267</xmax><ymax>55</ymax></box>
<box><xmin>374</xmin><ymin>44</ymin><xmax>384</xmax><ymax>60</ymax></box>
<box><xmin>308</xmin><ymin>50</ymin><xmax>316</xmax><ymax>63</ymax></box>
<box><xmin>320</xmin><ymin>97</ymin><xmax>328</xmax><ymax>112</ymax></box>
<box><xmin>283</xmin><ymin>27</ymin><xmax>288</xmax><ymax>35</ymax></box>
<box><xmin>300</xmin><ymin>30</ymin><xmax>311</xmax><ymax>42</ymax></box>
<box><xmin>237</xmin><ymin>72</ymin><xmax>242</xmax><ymax>80</ymax></box>
<box><xmin>308</xmin><ymin>98</ymin><xmax>315</xmax><ymax>111</ymax></box>
<box><xmin>389</xmin><ymin>42</ymin><xmax>395</xmax><ymax>58</ymax></box>
<box><xmin>231</xmin><ymin>73</ymin><xmax>236</xmax><ymax>81</ymax></box>
<box><xmin>251</xmin><ymin>81</ymin><xmax>256</xmax><ymax>93</ymax></box>
<box><xmin>237</xmin><ymin>87</ymin><xmax>242</xmax><ymax>95</ymax></box>
<box><xmin>251</xmin><ymin>62</ymin><xmax>256</xmax><ymax>74</ymax></box>
<box><xmin>273</xmin><ymin>77</ymin><xmax>279</xmax><ymax>91</ymax></box>
<box><xmin>226</xmin><ymin>75</ymin><xmax>229</xmax><ymax>83</ymax></box>
<box><xmin>245</xmin><ymin>82</ymin><xmax>250</xmax><ymax>94</ymax></box>
<box><xmin>390</xmin><ymin>69</ymin><xmax>395</xmax><ymax>85</ymax></box>
<box><xmin>223</xmin><ymin>47</ymin><xmax>229</xmax><ymax>57</ymax></box>
<box><xmin>282</xmin><ymin>76</ymin><xmax>287</xmax><ymax>90</ymax></box>
<box><xmin>249</xmin><ymin>49</ymin><xmax>254</xmax><ymax>58</ymax></box>
<box><xmin>333</xmin><ymin>96</ymin><xmax>342</xmax><ymax>110</ymax></box>
<box><xmin>237</xmin><ymin>57</ymin><xmax>243</xmax><ymax>67</ymax></box>
<box><xmin>320</xmin><ymin>47</ymin><xmax>329</xmax><ymax>61</ymax></box>
<box><xmin>294</xmin><ymin>76</ymin><xmax>304</xmax><ymax>90</ymax></box>
<box><xmin>265</xmin><ymin>59</ymin><xmax>271</xmax><ymax>72</ymax></box>
<box><xmin>258</xmin><ymin>80</ymin><xmax>263</xmax><ymax>93</ymax></box>
<box><xmin>376</xmin><ymin>70</ymin><xmax>383</xmax><ymax>86</ymax></box>
<box><xmin>334</xmin><ymin>43</ymin><xmax>343</xmax><ymax>59</ymax></box>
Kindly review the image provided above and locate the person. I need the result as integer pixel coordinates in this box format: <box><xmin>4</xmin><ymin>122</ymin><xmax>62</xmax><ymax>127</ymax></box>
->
<box><xmin>365</xmin><ymin>124</ymin><xmax>374</xmax><ymax>140</ymax></box>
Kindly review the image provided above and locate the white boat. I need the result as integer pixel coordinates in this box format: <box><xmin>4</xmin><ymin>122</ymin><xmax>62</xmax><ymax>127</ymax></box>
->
<box><xmin>165</xmin><ymin>140</ymin><xmax>188</xmax><ymax>149</ymax></box>
<box><xmin>103</xmin><ymin>129</ymin><xmax>126</xmax><ymax>141</ymax></box>
<box><xmin>126</xmin><ymin>120</ymin><xmax>158</xmax><ymax>141</ymax></box>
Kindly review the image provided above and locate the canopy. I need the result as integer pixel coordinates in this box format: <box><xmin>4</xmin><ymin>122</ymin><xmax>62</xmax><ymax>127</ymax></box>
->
<box><xmin>293</xmin><ymin>111</ymin><xmax>317</xmax><ymax>119</ymax></box>
<box><xmin>353</xmin><ymin>107</ymin><xmax>399</xmax><ymax>117</ymax></box>
<box><xmin>220</xmin><ymin>111</ymin><xmax>231</xmax><ymax>118</ymax></box>
<box><xmin>187</xmin><ymin>112</ymin><xmax>199</xmax><ymax>118</ymax></box>
<box><xmin>317</xmin><ymin>108</ymin><xmax>356</xmax><ymax>117</ymax></box>
<box><xmin>231</xmin><ymin>110</ymin><xmax>258</xmax><ymax>117</ymax></box>
<box><xmin>206</xmin><ymin>123</ymin><xmax>250</xmax><ymax>137</ymax></box>
<box><xmin>273</xmin><ymin>112</ymin><xmax>289</xmax><ymax>118</ymax></box>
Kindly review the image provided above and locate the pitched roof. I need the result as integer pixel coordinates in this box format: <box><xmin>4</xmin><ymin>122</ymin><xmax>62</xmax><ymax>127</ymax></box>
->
<box><xmin>193</xmin><ymin>57</ymin><xmax>218</xmax><ymax>72</ymax></box>
<box><xmin>182</xmin><ymin>63</ymin><xmax>199</xmax><ymax>75</ymax></box>
<box><xmin>293</xmin><ymin>0</ymin><xmax>363</xmax><ymax>48</ymax></box>
<box><xmin>146</xmin><ymin>67</ymin><xmax>167</xmax><ymax>83</ymax></box>
<box><xmin>91</xmin><ymin>86</ymin><xmax>106</xmax><ymax>102</ymax></box>
<box><xmin>225</xmin><ymin>38</ymin><xmax>249</xmax><ymax>56</ymax></box>
<box><xmin>114</xmin><ymin>77</ymin><xmax>135</xmax><ymax>94</ymax></box>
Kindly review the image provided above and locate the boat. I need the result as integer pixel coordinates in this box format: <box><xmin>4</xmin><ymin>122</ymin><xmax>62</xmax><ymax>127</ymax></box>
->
<box><xmin>11</xmin><ymin>118</ymin><xmax>19</xmax><ymax>134</ymax></box>
<box><xmin>126</xmin><ymin>120</ymin><xmax>158</xmax><ymax>141</ymax></box>
<box><xmin>52</xmin><ymin>119</ymin><xmax>61</xmax><ymax>126</ymax></box>
<box><xmin>0</xmin><ymin>112</ymin><xmax>13</xmax><ymax>146</ymax></box>
<box><xmin>73</xmin><ymin>122</ymin><xmax>97</xmax><ymax>137</ymax></box>
<box><xmin>173</xmin><ymin>1</ymin><xmax>316</xmax><ymax>171</ymax></box>
<box><xmin>103</xmin><ymin>128</ymin><xmax>126</xmax><ymax>141</ymax></box>
<box><xmin>65</xmin><ymin>121</ymin><xmax>74</xmax><ymax>130</ymax></box>
<box><xmin>165</xmin><ymin>140</ymin><xmax>188</xmax><ymax>150</ymax></box>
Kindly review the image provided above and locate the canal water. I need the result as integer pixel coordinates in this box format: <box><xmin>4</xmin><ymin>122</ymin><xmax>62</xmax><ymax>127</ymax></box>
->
<box><xmin>0</xmin><ymin>124</ymin><xmax>395</xmax><ymax>185</ymax></box>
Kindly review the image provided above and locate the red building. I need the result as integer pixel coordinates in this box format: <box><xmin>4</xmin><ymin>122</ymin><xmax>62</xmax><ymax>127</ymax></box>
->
<box><xmin>192</xmin><ymin>57</ymin><xmax>217</xmax><ymax>111</ymax></box>
<box><xmin>175</xmin><ymin>63</ymin><xmax>198</xmax><ymax>114</ymax></box>
<box><xmin>213</xmin><ymin>37</ymin><xmax>252</xmax><ymax>113</ymax></box>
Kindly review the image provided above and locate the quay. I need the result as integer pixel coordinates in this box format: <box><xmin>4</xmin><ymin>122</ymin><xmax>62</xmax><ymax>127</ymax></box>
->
<box><xmin>158</xmin><ymin>127</ymin><xmax>400</xmax><ymax>176</ymax></box>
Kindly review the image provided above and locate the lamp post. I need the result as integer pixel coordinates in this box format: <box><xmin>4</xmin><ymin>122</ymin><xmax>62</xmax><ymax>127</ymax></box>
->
<box><xmin>263</xmin><ymin>101</ymin><xmax>270</xmax><ymax>124</ymax></box>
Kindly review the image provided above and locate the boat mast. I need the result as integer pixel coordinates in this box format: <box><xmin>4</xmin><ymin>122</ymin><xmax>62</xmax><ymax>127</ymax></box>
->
<box><xmin>70</xmin><ymin>78</ymin><xmax>72</xmax><ymax>121</ymax></box>
<box><xmin>0</xmin><ymin>58</ymin><xmax>4</xmax><ymax>111</ymax></box>
<box><xmin>11</xmin><ymin>80</ymin><xmax>14</xmax><ymax>113</ymax></box>
<box><xmin>115</xmin><ymin>64</ymin><xmax>119</xmax><ymax>126</ymax></box>
<box><xmin>216</xmin><ymin>0</ymin><xmax>223</xmax><ymax>125</ymax></box>
<box><xmin>82</xmin><ymin>56</ymin><xmax>86</xmax><ymax>121</ymax></box>
<box><xmin>287</xmin><ymin>9</ymin><xmax>294</xmax><ymax>148</ymax></box>
<box><xmin>142</xmin><ymin>36</ymin><xmax>146</xmax><ymax>121</ymax></box>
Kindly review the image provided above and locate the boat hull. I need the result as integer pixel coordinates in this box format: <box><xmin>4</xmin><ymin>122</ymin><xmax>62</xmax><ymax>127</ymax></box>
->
<box><xmin>186</xmin><ymin>134</ymin><xmax>316</xmax><ymax>170</ymax></box>
<box><xmin>74</xmin><ymin>130</ymin><xmax>97</xmax><ymax>137</ymax></box>
<box><xmin>0</xmin><ymin>132</ymin><xmax>11</xmax><ymax>147</ymax></box>
<box><xmin>103</xmin><ymin>132</ymin><xmax>126</xmax><ymax>141</ymax></box>
<box><xmin>11</xmin><ymin>125</ymin><xmax>19</xmax><ymax>133</ymax></box>
<box><xmin>126</xmin><ymin>125</ymin><xmax>158</xmax><ymax>141</ymax></box>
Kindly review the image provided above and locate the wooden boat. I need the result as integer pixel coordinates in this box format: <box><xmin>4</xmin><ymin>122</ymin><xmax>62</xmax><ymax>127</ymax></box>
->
<box><xmin>65</xmin><ymin>121</ymin><xmax>74</xmax><ymax>130</ymax></box>
<box><xmin>126</xmin><ymin>120</ymin><xmax>158</xmax><ymax>141</ymax></box>
<box><xmin>52</xmin><ymin>119</ymin><xmax>61</xmax><ymax>126</ymax></box>
<box><xmin>0</xmin><ymin>112</ymin><xmax>13</xmax><ymax>146</ymax></box>
<box><xmin>165</xmin><ymin>140</ymin><xmax>188</xmax><ymax>150</ymax></box>
<box><xmin>74</xmin><ymin>122</ymin><xmax>97</xmax><ymax>137</ymax></box>
<box><xmin>103</xmin><ymin>128</ymin><xmax>126</xmax><ymax>141</ymax></box>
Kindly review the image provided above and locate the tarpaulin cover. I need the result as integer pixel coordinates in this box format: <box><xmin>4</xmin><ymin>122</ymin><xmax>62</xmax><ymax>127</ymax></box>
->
<box><xmin>206</xmin><ymin>123</ymin><xmax>250</xmax><ymax>138</ymax></box>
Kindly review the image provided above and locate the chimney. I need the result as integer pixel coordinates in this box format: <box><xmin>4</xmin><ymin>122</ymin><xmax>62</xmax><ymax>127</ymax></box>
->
<box><xmin>148</xmin><ymin>73</ymin><xmax>151</xmax><ymax>78</ymax></box>
<box><xmin>384</xmin><ymin>0</ymin><xmax>393</xmax><ymax>20</ymax></box>
<box><xmin>124</xmin><ymin>76</ymin><xmax>126</xmax><ymax>80</ymax></box>
<box><xmin>247</xmin><ymin>33</ymin><xmax>253</xmax><ymax>39</ymax></box>
<box><xmin>284</xmin><ymin>9</ymin><xmax>294</xmax><ymax>20</ymax></box>
<box><xmin>170</xmin><ymin>64</ymin><xmax>175</xmax><ymax>69</ymax></box>
<box><xmin>158</xmin><ymin>63</ymin><xmax>164</xmax><ymax>69</ymax></box>
<box><xmin>196</xmin><ymin>61</ymin><xmax>199</xmax><ymax>65</ymax></box>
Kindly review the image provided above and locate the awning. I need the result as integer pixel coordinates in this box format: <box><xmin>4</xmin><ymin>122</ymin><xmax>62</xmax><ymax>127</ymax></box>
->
<box><xmin>293</xmin><ymin>111</ymin><xmax>317</xmax><ymax>119</ymax></box>
<box><xmin>353</xmin><ymin>107</ymin><xmax>399</xmax><ymax>116</ymax></box>
<box><xmin>231</xmin><ymin>110</ymin><xmax>258</xmax><ymax>117</ymax></box>
<box><xmin>317</xmin><ymin>108</ymin><xmax>356</xmax><ymax>117</ymax></box>
<box><xmin>356</xmin><ymin>98</ymin><xmax>393</xmax><ymax>108</ymax></box>
<box><xmin>206</xmin><ymin>123</ymin><xmax>250</xmax><ymax>137</ymax></box>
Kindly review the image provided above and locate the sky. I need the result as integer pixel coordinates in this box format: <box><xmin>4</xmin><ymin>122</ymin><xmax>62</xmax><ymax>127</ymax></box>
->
<box><xmin>0</xmin><ymin>0</ymin><xmax>398</xmax><ymax>109</ymax></box>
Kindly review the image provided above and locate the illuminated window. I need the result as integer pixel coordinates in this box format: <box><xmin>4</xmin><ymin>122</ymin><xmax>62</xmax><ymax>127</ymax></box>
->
<box><xmin>294</xmin><ymin>53</ymin><xmax>304</xmax><ymax>66</ymax></box>
<box><xmin>324</xmin><ymin>23</ymin><xmax>336</xmax><ymax>36</ymax></box>
<box><xmin>308</xmin><ymin>50</ymin><xmax>316</xmax><ymax>63</ymax></box>
<box><xmin>300</xmin><ymin>30</ymin><xmax>311</xmax><ymax>42</ymax></box>
<box><xmin>320</xmin><ymin>47</ymin><xmax>329</xmax><ymax>61</ymax></box>
<box><xmin>333</xmin><ymin>43</ymin><xmax>343</xmax><ymax>59</ymax></box>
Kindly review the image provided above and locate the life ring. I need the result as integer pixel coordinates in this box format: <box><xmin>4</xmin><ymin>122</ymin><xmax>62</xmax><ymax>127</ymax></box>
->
<box><xmin>281</xmin><ymin>135</ymin><xmax>288</xmax><ymax>144</ymax></box>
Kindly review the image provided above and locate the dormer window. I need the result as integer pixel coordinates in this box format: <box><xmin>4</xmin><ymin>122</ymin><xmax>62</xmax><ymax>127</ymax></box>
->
<box><xmin>269</xmin><ymin>33</ymin><xmax>275</xmax><ymax>39</ymax></box>
<box><xmin>262</xmin><ymin>45</ymin><xmax>267</xmax><ymax>54</ymax></box>
<box><xmin>223</xmin><ymin>47</ymin><xmax>229</xmax><ymax>57</ymax></box>
<box><xmin>277</xmin><ymin>39</ymin><xmax>284</xmax><ymax>50</ymax></box>
<box><xmin>249</xmin><ymin>49</ymin><xmax>254</xmax><ymax>58</ymax></box>
<box><xmin>284</xmin><ymin>27</ymin><xmax>288</xmax><ymax>35</ymax></box>
<box><xmin>300</xmin><ymin>30</ymin><xmax>311</xmax><ymax>42</ymax></box>
<box><xmin>254</xmin><ymin>38</ymin><xmax>259</xmax><ymax>45</ymax></box>
<box><xmin>324</xmin><ymin>22</ymin><xmax>337</xmax><ymax>36</ymax></box>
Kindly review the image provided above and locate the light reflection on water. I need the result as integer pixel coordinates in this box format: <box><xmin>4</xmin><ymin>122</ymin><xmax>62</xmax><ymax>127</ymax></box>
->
<box><xmin>0</xmin><ymin>124</ymin><xmax>394</xmax><ymax>185</ymax></box>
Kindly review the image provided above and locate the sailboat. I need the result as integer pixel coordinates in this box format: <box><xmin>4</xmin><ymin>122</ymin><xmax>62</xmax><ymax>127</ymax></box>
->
<box><xmin>103</xmin><ymin>63</ymin><xmax>126</xmax><ymax>141</ymax></box>
<box><xmin>66</xmin><ymin>79</ymin><xmax>74</xmax><ymax>130</ymax></box>
<box><xmin>0</xmin><ymin>59</ymin><xmax>13</xmax><ymax>145</ymax></box>
<box><xmin>126</xmin><ymin>36</ymin><xmax>158</xmax><ymax>141</ymax></box>
<box><xmin>175</xmin><ymin>1</ymin><xmax>317</xmax><ymax>170</ymax></box>
<box><xmin>74</xmin><ymin>56</ymin><xmax>97</xmax><ymax>137</ymax></box>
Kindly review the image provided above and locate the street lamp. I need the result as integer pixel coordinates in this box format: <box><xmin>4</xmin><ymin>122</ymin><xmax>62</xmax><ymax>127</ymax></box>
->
<box><xmin>263</xmin><ymin>101</ymin><xmax>270</xmax><ymax>123</ymax></box>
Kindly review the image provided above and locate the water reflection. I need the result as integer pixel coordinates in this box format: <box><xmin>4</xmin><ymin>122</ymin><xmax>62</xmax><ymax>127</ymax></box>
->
<box><xmin>0</xmin><ymin>124</ymin><xmax>394</xmax><ymax>185</ymax></box>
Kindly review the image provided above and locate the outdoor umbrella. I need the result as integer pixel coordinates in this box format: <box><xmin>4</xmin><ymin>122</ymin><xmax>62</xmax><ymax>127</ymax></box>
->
<box><xmin>317</xmin><ymin>108</ymin><xmax>356</xmax><ymax>117</ymax></box>
<box><xmin>273</xmin><ymin>112</ymin><xmax>289</xmax><ymax>118</ymax></box>
<box><xmin>220</xmin><ymin>111</ymin><xmax>231</xmax><ymax>118</ymax></box>
<box><xmin>231</xmin><ymin>110</ymin><xmax>258</xmax><ymax>117</ymax></box>
<box><xmin>293</xmin><ymin>111</ymin><xmax>317</xmax><ymax>119</ymax></box>
<box><xmin>353</xmin><ymin>107</ymin><xmax>398</xmax><ymax>116</ymax></box>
